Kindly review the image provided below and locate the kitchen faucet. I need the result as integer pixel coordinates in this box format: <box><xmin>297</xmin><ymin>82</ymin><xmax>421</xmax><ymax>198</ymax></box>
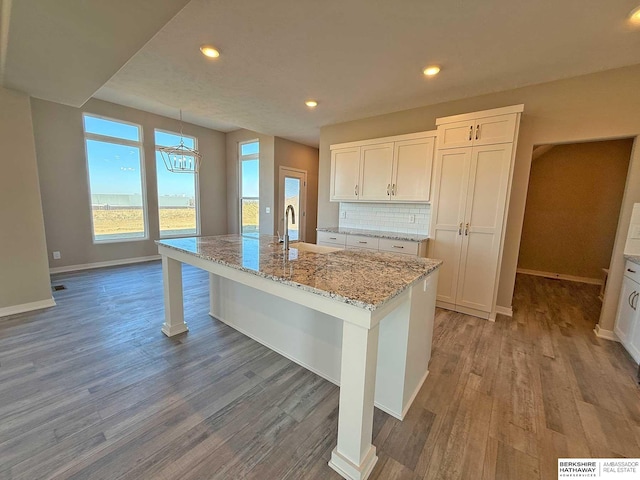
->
<box><xmin>283</xmin><ymin>205</ymin><xmax>296</xmax><ymax>250</ymax></box>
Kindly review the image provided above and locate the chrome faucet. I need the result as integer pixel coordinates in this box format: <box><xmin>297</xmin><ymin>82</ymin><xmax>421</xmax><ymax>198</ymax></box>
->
<box><xmin>283</xmin><ymin>205</ymin><xmax>296</xmax><ymax>250</ymax></box>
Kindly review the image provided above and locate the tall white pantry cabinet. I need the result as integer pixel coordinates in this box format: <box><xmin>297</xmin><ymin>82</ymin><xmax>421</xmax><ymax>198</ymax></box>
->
<box><xmin>429</xmin><ymin>105</ymin><xmax>524</xmax><ymax>320</ymax></box>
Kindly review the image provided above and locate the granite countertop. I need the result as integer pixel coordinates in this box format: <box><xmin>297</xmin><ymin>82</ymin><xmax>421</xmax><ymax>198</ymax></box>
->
<box><xmin>317</xmin><ymin>226</ymin><xmax>429</xmax><ymax>242</ymax></box>
<box><xmin>625</xmin><ymin>254</ymin><xmax>640</xmax><ymax>266</ymax></box>
<box><xmin>157</xmin><ymin>235</ymin><xmax>441</xmax><ymax>311</ymax></box>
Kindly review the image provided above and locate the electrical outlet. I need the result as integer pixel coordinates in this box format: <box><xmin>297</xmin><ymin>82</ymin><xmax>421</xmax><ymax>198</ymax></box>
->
<box><xmin>53</xmin><ymin>251</ymin><xmax>61</xmax><ymax>260</ymax></box>
<box><xmin>265</xmin><ymin>207</ymin><xmax>271</xmax><ymax>214</ymax></box>
<box><xmin>340</xmin><ymin>211</ymin><xmax>346</xmax><ymax>219</ymax></box>
<box><xmin>409</xmin><ymin>214</ymin><xmax>415</xmax><ymax>223</ymax></box>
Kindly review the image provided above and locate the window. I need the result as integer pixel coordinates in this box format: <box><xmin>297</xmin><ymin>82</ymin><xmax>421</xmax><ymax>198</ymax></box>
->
<box><xmin>155</xmin><ymin>130</ymin><xmax>199</xmax><ymax>237</ymax></box>
<box><xmin>83</xmin><ymin>114</ymin><xmax>146</xmax><ymax>242</ymax></box>
<box><xmin>239</xmin><ymin>141</ymin><xmax>259</xmax><ymax>236</ymax></box>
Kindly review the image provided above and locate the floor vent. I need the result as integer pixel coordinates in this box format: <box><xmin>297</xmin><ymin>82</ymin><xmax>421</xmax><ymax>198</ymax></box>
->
<box><xmin>52</xmin><ymin>285</ymin><xmax>66</xmax><ymax>291</ymax></box>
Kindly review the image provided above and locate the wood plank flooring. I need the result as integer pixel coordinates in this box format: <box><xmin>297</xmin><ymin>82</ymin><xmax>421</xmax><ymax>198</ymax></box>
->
<box><xmin>1</xmin><ymin>264</ymin><xmax>639</xmax><ymax>479</ymax></box>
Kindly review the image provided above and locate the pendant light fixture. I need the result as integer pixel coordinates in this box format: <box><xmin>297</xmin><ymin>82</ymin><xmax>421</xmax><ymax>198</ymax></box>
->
<box><xmin>159</xmin><ymin>110</ymin><xmax>202</xmax><ymax>173</ymax></box>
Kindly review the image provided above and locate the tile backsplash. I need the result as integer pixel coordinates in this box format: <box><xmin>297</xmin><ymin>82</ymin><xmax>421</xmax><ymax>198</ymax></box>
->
<box><xmin>339</xmin><ymin>203</ymin><xmax>430</xmax><ymax>235</ymax></box>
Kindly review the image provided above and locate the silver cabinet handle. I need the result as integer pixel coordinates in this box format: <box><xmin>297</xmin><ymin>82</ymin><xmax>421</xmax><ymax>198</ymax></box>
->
<box><xmin>355</xmin><ymin>184</ymin><xmax>358</xmax><ymax>196</ymax></box>
<box><xmin>628</xmin><ymin>268</ymin><xmax>637</xmax><ymax>273</ymax></box>
<box><xmin>358</xmin><ymin>241</ymin><xmax>368</xmax><ymax>244</ymax></box>
<box><xmin>468</xmin><ymin>126</ymin><xmax>473</xmax><ymax>141</ymax></box>
<box><xmin>630</xmin><ymin>291</ymin><xmax>636</xmax><ymax>309</ymax></box>
<box><xmin>465</xmin><ymin>223</ymin><xmax>470</xmax><ymax>236</ymax></box>
<box><xmin>475</xmin><ymin>124</ymin><xmax>480</xmax><ymax>140</ymax></box>
<box><xmin>392</xmin><ymin>184</ymin><xmax>396</xmax><ymax>195</ymax></box>
<box><xmin>392</xmin><ymin>245</ymin><xmax>404</xmax><ymax>249</ymax></box>
<box><xmin>458</xmin><ymin>222</ymin><xmax>463</xmax><ymax>235</ymax></box>
<box><xmin>387</xmin><ymin>184</ymin><xmax>391</xmax><ymax>196</ymax></box>
<box><xmin>329</xmin><ymin>237</ymin><xmax>337</xmax><ymax>240</ymax></box>
<box><xmin>634</xmin><ymin>292</ymin><xmax>640</xmax><ymax>310</ymax></box>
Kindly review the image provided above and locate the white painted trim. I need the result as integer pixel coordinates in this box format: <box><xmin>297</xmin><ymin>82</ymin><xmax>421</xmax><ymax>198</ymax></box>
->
<box><xmin>399</xmin><ymin>369</ymin><xmax>429</xmax><ymax>419</ymax></box>
<box><xmin>0</xmin><ymin>0</ymin><xmax>12</xmax><ymax>84</ymax></box>
<box><xmin>330</xmin><ymin>130</ymin><xmax>437</xmax><ymax>150</ymax></box>
<box><xmin>49</xmin><ymin>255</ymin><xmax>160</xmax><ymax>274</ymax></box>
<box><xmin>0</xmin><ymin>297</ymin><xmax>56</xmax><ymax>318</ymax></box>
<box><xmin>494</xmin><ymin>305</ymin><xmax>513</xmax><ymax>317</ymax></box>
<box><xmin>516</xmin><ymin>268</ymin><xmax>603</xmax><ymax>285</ymax></box>
<box><xmin>594</xmin><ymin>324</ymin><xmax>619</xmax><ymax>342</ymax></box>
<box><xmin>435</xmin><ymin>104</ymin><xmax>525</xmax><ymax>125</ymax></box>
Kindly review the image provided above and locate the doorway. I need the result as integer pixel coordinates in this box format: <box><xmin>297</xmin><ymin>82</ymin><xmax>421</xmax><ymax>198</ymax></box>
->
<box><xmin>517</xmin><ymin>138</ymin><xmax>634</xmax><ymax>322</ymax></box>
<box><xmin>278</xmin><ymin>167</ymin><xmax>307</xmax><ymax>242</ymax></box>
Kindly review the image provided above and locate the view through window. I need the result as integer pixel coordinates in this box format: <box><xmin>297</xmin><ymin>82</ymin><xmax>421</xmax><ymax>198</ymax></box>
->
<box><xmin>155</xmin><ymin>130</ymin><xmax>199</xmax><ymax>237</ymax></box>
<box><xmin>83</xmin><ymin>114</ymin><xmax>146</xmax><ymax>242</ymax></box>
<box><xmin>240</xmin><ymin>141</ymin><xmax>259</xmax><ymax>236</ymax></box>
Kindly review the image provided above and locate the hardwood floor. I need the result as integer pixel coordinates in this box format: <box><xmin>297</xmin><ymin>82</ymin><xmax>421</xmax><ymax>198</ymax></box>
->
<box><xmin>1</xmin><ymin>264</ymin><xmax>639</xmax><ymax>479</ymax></box>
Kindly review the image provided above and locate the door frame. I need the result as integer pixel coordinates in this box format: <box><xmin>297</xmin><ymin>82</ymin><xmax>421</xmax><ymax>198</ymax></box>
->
<box><xmin>278</xmin><ymin>166</ymin><xmax>307</xmax><ymax>242</ymax></box>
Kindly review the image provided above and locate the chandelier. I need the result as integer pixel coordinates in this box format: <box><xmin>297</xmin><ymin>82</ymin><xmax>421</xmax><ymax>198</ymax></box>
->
<box><xmin>159</xmin><ymin>110</ymin><xmax>202</xmax><ymax>173</ymax></box>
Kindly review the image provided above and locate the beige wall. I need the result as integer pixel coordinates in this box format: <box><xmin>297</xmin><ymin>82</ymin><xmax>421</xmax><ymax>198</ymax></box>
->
<box><xmin>518</xmin><ymin>140</ymin><xmax>633</xmax><ymax>280</ymax></box>
<box><xmin>31</xmin><ymin>98</ymin><xmax>227</xmax><ymax>269</ymax></box>
<box><xmin>0</xmin><ymin>87</ymin><xmax>52</xmax><ymax>310</ymax></box>
<box><xmin>225</xmin><ymin>129</ymin><xmax>275</xmax><ymax>235</ymax></box>
<box><xmin>274</xmin><ymin>137</ymin><xmax>319</xmax><ymax>243</ymax></box>
<box><xmin>319</xmin><ymin>64</ymin><xmax>640</xmax><ymax>332</ymax></box>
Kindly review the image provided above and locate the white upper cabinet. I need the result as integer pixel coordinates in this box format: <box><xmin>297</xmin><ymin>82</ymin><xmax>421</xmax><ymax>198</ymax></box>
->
<box><xmin>330</xmin><ymin>131</ymin><xmax>436</xmax><ymax>202</ymax></box>
<box><xmin>330</xmin><ymin>147</ymin><xmax>361</xmax><ymax>201</ymax></box>
<box><xmin>359</xmin><ymin>143</ymin><xmax>394</xmax><ymax>201</ymax></box>
<box><xmin>392</xmin><ymin>137</ymin><xmax>435</xmax><ymax>202</ymax></box>
<box><xmin>436</xmin><ymin>105</ymin><xmax>523</xmax><ymax>150</ymax></box>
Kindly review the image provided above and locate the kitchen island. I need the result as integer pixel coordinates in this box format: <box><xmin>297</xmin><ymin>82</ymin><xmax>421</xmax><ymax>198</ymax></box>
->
<box><xmin>157</xmin><ymin>235</ymin><xmax>441</xmax><ymax>480</ymax></box>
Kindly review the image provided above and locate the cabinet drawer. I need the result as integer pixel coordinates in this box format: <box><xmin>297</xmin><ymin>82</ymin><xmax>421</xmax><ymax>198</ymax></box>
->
<box><xmin>624</xmin><ymin>260</ymin><xmax>640</xmax><ymax>284</ymax></box>
<box><xmin>346</xmin><ymin>235</ymin><xmax>379</xmax><ymax>250</ymax></box>
<box><xmin>317</xmin><ymin>231</ymin><xmax>347</xmax><ymax>246</ymax></box>
<box><xmin>378</xmin><ymin>238</ymin><xmax>420</xmax><ymax>256</ymax></box>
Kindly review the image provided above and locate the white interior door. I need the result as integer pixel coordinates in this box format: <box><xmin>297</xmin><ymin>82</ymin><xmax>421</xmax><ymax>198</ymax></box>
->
<box><xmin>429</xmin><ymin>147</ymin><xmax>471</xmax><ymax>305</ymax></box>
<box><xmin>279</xmin><ymin>167</ymin><xmax>307</xmax><ymax>242</ymax></box>
<box><xmin>455</xmin><ymin>143</ymin><xmax>513</xmax><ymax>313</ymax></box>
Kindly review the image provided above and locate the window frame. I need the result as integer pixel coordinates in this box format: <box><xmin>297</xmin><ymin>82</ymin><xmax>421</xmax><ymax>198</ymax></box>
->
<box><xmin>82</xmin><ymin>113</ymin><xmax>149</xmax><ymax>244</ymax></box>
<box><xmin>239</xmin><ymin>140</ymin><xmax>260</xmax><ymax>236</ymax></box>
<box><xmin>154</xmin><ymin>128</ymin><xmax>201</xmax><ymax>239</ymax></box>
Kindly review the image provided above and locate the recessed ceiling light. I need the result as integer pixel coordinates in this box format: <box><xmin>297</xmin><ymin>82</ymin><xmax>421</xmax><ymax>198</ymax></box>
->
<box><xmin>423</xmin><ymin>66</ymin><xmax>441</xmax><ymax>77</ymax></box>
<box><xmin>305</xmin><ymin>100</ymin><xmax>318</xmax><ymax>108</ymax></box>
<box><xmin>200</xmin><ymin>45</ymin><xmax>220</xmax><ymax>58</ymax></box>
<box><xmin>629</xmin><ymin>6</ymin><xmax>640</xmax><ymax>24</ymax></box>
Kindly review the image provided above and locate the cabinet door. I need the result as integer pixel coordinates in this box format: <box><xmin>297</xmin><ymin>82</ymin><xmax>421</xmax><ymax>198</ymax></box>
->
<box><xmin>455</xmin><ymin>143</ymin><xmax>513</xmax><ymax>314</ymax></box>
<box><xmin>437</xmin><ymin>120</ymin><xmax>474</xmax><ymax>149</ymax></box>
<box><xmin>615</xmin><ymin>276</ymin><xmax>639</xmax><ymax>346</ymax></box>
<box><xmin>428</xmin><ymin>147</ymin><xmax>471</xmax><ymax>305</ymax></box>
<box><xmin>473</xmin><ymin>114</ymin><xmax>517</xmax><ymax>146</ymax></box>
<box><xmin>391</xmin><ymin>137</ymin><xmax>435</xmax><ymax>202</ymax></box>
<box><xmin>330</xmin><ymin>147</ymin><xmax>361</xmax><ymax>201</ymax></box>
<box><xmin>359</xmin><ymin>143</ymin><xmax>394</xmax><ymax>201</ymax></box>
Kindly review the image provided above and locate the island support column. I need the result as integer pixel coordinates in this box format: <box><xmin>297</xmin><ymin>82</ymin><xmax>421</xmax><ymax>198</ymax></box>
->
<box><xmin>329</xmin><ymin>320</ymin><xmax>380</xmax><ymax>480</ymax></box>
<box><xmin>161</xmin><ymin>256</ymin><xmax>189</xmax><ymax>337</ymax></box>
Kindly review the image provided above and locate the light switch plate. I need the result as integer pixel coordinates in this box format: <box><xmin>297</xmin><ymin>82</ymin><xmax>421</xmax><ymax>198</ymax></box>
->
<box><xmin>265</xmin><ymin>207</ymin><xmax>271</xmax><ymax>214</ymax></box>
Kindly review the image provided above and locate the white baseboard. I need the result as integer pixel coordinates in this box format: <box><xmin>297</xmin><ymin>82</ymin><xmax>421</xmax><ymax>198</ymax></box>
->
<box><xmin>0</xmin><ymin>297</ymin><xmax>56</xmax><ymax>318</ymax></box>
<box><xmin>49</xmin><ymin>255</ymin><xmax>161</xmax><ymax>274</ymax></box>
<box><xmin>594</xmin><ymin>324</ymin><xmax>619</xmax><ymax>342</ymax></box>
<box><xmin>399</xmin><ymin>369</ymin><xmax>429</xmax><ymax>420</ymax></box>
<box><xmin>494</xmin><ymin>305</ymin><xmax>513</xmax><ymax>317</ymax></box>
<box><xmin>516</xmin><ymin>268</ymin><xmax>603</xmax><ymax>285</ymax></box>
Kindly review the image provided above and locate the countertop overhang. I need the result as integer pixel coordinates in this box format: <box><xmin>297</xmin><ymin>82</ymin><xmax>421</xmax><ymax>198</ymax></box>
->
<box><xmin>317</xmin><ymin>226</ymin><xmax>429</xmax><ymax>242</ymax></box>
<box><xmin>157</xmin><ymin>235</ymin><xmax>441</xmax><ymax>311</ymax></box>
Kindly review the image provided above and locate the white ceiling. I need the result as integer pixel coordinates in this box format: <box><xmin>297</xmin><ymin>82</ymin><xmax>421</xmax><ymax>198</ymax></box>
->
<box><xmin>4</xmin><ymin>0</ymin><xmax>640</xmax><ymax>147</ymax></box>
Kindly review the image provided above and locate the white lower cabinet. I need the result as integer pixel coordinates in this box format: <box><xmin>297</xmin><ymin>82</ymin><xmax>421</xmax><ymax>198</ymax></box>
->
<box><xmin>317</xmin><ymin>231</ymin><xmax>426</xmax><ymax>257</ymax></box>
<box><xmin>614</xmin><ymin>260</ymin><xmax>640</xmax><ymax>363</ymax></box>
